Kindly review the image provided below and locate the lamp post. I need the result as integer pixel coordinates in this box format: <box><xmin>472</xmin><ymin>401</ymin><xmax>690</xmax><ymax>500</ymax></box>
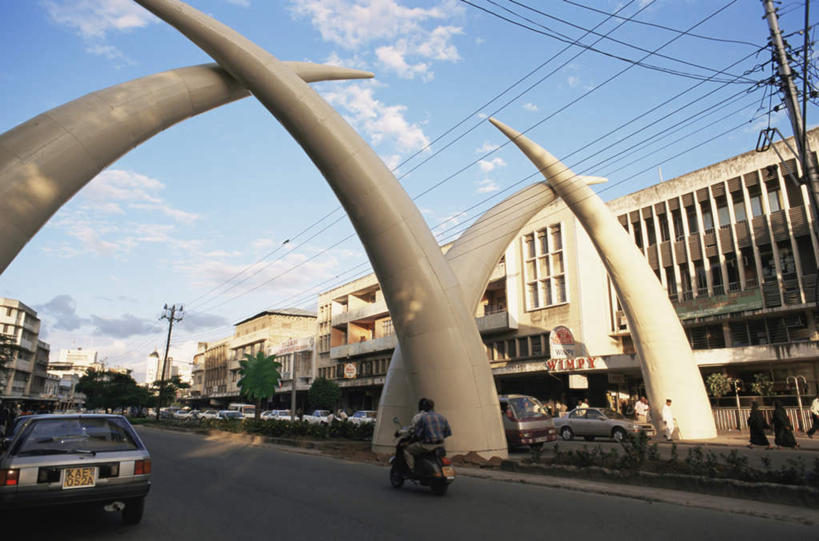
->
<box><xmin>786</xmin><ymin>375</ymin><xmax>807</xmax><ymax>431</ymax></box>
<box><xmin>731</xmin><ymin>379</ymin><xmax>743</xmax><ymax>431</ymax></box>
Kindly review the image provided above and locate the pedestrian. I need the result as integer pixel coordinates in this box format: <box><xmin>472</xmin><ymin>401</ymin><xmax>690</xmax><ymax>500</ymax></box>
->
<box><xmin>747</xmin><ymin>402</ymin><xmax>772</xmax><ymax>449</ymax></box>
<box><xmin>337</xmin><ymin>408</ymin><xmax>348</xmax><ymax>421</ymax></box>
<box><xmin>662</xmin><ymin>399</ymin><xmax>675</xmax><ymax>440</ymax></box>
<box><xmin>578</xmin><ymin>398</ymin><xmax>589</xmax><ymax>409</ymax></box>
<box><xmin>807</xmin><ymin>395</ymin><xmax>819</xmax><ymax>439</ymax></box>
<box><xmin>634</xmin><ymin>396</ymin><xmax>649</xmax><ymax>423</ymax></box>
<box><xmin>772</xmin><ymin>400</ymin><xmax>798</xmax><ymax>449</ymax></box>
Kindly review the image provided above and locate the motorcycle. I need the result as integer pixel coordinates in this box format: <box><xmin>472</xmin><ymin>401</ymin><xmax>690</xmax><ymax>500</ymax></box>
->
<box><xmin>389</xmin><ymin>417</ymin><xmax>455</xmax><ymax>495</ymax></box>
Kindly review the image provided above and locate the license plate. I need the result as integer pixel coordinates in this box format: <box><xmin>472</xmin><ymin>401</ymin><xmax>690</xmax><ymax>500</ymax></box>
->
<box><xmin>442</xmin><ymin>466</ymin><xmax>455</xmax><ymax>479</ymax></box>
<box><xmin>63</xmin><ymin>467</ymin><xmax>96</xmax><ymax>489</ymax></box>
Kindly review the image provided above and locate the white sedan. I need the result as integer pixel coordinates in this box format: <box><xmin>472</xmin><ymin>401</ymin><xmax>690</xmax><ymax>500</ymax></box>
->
<box><xmin>349</xmin><ymin>410</ymin><xmax>377</xmax><ymax>425</ymax></box>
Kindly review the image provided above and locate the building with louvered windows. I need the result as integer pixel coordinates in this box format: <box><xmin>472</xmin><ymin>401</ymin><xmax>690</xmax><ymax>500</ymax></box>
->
<box><xmin>313</xmin><ymin>128</ymin><xmax>819</xmax><ymax>414</ymax></box>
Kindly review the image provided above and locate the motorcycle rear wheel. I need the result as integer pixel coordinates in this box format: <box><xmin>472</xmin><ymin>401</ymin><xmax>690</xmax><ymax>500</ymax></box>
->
<box><xmin>389</xmin><ymin>463</ymin><xmax>404</xmax><ymax>488</ymax></box>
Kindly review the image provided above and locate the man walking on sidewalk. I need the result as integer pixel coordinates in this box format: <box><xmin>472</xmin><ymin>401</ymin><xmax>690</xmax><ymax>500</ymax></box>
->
<box><xmin>808</xmin><ymin>395</ymin><xmax>819</xmax><ymax>438</ymax></box>
<box><xmin>662</xmin><ymin>399</ymin><xmax>675</xmax><ymax>440</ymax></box>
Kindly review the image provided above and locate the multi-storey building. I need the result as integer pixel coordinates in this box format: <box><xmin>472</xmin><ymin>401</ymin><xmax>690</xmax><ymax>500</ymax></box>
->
<box><xmin>0</xmin><ymin>298</ymin><xmax>52</xmax><ymax>406</ymax></box>
<box><xmin>314</xmin><ymin>128</ymin><xmax>819</xmax><ymax>412</ymax></box>
<box><xmin>48</xmin><ymin>348</ymin><xmax>101</xmax><ymax>380</ymax></box>
<box><xmin>191</xmin><ymin>308</ymin><xmax>316</xmax><ymax>407</ymax></box>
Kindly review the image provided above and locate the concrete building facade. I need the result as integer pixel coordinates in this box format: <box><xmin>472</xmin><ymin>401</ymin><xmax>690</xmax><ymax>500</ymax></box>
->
<box><xmin>0</xmin><ymin>298</ymin><xmax>51</xmax><ymax>404</ymax></box>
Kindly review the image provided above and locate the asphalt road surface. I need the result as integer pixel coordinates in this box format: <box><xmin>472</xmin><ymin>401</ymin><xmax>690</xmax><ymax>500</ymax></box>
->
<box><xmin>2</xmin><ymin>427</ymin><xmax>815</xmax><ymax>540</ymax></box>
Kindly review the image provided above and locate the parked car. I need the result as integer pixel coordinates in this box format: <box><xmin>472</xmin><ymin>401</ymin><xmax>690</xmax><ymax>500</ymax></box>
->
<box><xmin>217</xmin><ymin>410</ymin><xmax>244</xmax><ymax>421</ymax></box>
<box><xmin>198</xmin><ymin>410</ymin><xmax>219</xmax><ymax>420</ymax></box>
<box><xmin>553</xmin><ymin>407</ymin><xmax>655</xmax><ymax>442</ymax></box>
<box><xmin>175</xmin><ymin>409</ymin><xmax>200</xmax><ymax>421</ymax></box>
<box><xmin>263</xmin><ymin>410</ymin><xmax>293</xmax><ymax>420</ymax></box>
<box><xmin>349</xmin><ymin>410</ymin><xmax>377</xmax><ymax>425</ymax></box>
<box><xmin>499</xmin><ymin>394</ymin><xmax>558</xmax><ymax>449</ymax></box>
<box><xmin>0</xmin><ymin>414</ymin><xmax>151</xmax><ymax>525</ymax></box>
<box><xmin>304</xmin><ymin>410</ymin><xmax>332</xmax><ymax>425</ymax></box>
<box><xmin>159</xmin><ymin>408</ymin><xmax>180</xmax><ymax>420</ymax></box>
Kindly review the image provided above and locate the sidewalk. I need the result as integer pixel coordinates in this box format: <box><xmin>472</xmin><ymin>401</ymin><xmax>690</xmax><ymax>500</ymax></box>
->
<box><xmin>670</xmin><ymin>430</ymin><xmax>819</xmax><ymax>450</ymax></box>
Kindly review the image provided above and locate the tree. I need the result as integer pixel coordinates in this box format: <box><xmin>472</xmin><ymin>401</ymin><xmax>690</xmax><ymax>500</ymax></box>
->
<box><xmin>152</xmin><ymin>375</ymin><xmax>191</xmax><ymax>409</ymax></box>
<box><xmin>705</xmin><ymin>373</ymin><xmax>732</xmax><ymax>401</ymax></box>
<box><xmin>308</xmin><ymin>377</ymin><xmax>341</xmax><ymax>410</ymax></box>
<box><xmin>0</xmin><ymin>333</ymin><xmax>18</xmax><ymax>387</ymax></box>
<box><xmin>750</xmin><ymin>373</ymin><xmax>775</xmax><ymax>397</ymax></box>
<box><xmin>237</xmin><ymin>351</ymin><xmax>282</xmax><ymax>420</ymax></box>
<box><xmin>77</xmin><ymin>370</ymin><xmax>153</xmax><ymax>412</ymax></box>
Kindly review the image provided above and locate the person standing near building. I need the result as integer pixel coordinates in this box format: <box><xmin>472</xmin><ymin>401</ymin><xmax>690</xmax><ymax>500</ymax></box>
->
<box><xmin>807</xmin><ymin>395</ymin><xmax>819</xmax><ymax>438</ymax></box>
<box><xmin>773</xmin><ymin>400</ymin><xmax>798</xmax><ymax>449</ymax></box>
<box><xmin>662</xmin><ymin>399</ymin><xmax>675</xmax><ymax>440</ymax></box>
<box><xmin>634</xmin><ymin>397</ymin><xmax>649</xmax><ymax>423</ymax></box>
<box><xmin>747</xmin><ymin>402</ymin><xmax>772</xmax><ymax>449</ymax></box>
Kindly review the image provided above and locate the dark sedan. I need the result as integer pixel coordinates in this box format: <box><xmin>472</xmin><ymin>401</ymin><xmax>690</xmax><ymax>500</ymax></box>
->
<box><xmin>0</xmin><ymin>414</ymin><xmax>151</xmax><ymax>525</ymax></box>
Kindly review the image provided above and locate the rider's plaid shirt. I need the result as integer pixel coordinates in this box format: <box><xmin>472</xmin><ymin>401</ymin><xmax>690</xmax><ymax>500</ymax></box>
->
<box><xmin>414</xmin><ymin>411</ymin><xmax>452</xmax><ymax>443</ymax></box>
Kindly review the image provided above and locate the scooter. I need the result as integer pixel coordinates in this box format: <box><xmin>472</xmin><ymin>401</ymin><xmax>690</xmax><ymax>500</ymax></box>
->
<box><xmin>388</xmin><ymin>417</ymin><xmax>455</xmax><ymax>495</ymax></box>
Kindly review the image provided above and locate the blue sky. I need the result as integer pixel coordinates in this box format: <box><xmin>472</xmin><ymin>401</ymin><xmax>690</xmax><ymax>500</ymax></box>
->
<box><xmin>1</xmin><ymin>0</ymin><xmax>815</xmax><ymax>381</ymax></box>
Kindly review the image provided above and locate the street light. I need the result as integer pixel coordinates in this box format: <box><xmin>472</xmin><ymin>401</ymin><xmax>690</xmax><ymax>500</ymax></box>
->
<box><xmin>731</xmin><ymin>378</ymin><xmax>743</xmax><ymax>431</ymax></box>
<box><xmin>786</xmin><ymin>375</ymin><xmax>807</xmax><ymax>432</ymax></box>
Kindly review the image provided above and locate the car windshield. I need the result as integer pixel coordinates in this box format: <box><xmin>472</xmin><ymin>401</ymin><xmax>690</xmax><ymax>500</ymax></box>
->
<box><xmin>14</xmin><ymin>417</ymin><xmax>139</xmax><ymax>456</ymax></box>
<box><xmin>509</xmin><ymin>397</ymin><xmax>545</xmax><ymax>419</ymax></box>
<box><xmin>601</xmin><ymin>409</ymin><xmax>626</xmax><ymax>420</ymax></box>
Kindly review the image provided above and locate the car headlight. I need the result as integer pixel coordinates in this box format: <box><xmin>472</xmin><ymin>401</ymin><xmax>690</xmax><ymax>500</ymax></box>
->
<box><xmin>631</xmin><ymin>424</ymin><xmax>641</xmax><ymax>431</ymax></box>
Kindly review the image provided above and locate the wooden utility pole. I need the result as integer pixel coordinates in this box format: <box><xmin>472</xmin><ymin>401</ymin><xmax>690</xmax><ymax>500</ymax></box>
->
<box><xmin>156</xmin><ymin>304</ymin><xmax>183</xmax><ymax>420</ymax></box>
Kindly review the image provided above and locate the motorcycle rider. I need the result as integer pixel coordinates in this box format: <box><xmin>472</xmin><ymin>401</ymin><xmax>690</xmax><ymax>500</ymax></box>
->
<box><xmin>403</xmin><ymin>398</ymin><xmax>452</xmax><ymax>472</ymax></box>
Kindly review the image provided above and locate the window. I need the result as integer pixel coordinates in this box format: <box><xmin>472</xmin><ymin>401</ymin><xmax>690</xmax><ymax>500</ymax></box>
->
<box><xmin>659</xmin><ymin>215</ymin><xmax>670</xmax><ymax>242</ymax></box>
<box><xmin>777</xmin><ymin>241</ymin><xmax>796</xmax><ymax>276</ymax></box>
<box><xmin>524</xmin><ymin>234</ymin><xmax>536</xmax><ymax>259</ymax></box>
<box><xmin>725</xmin><ymin>253</ymin><xmax>740</xmax><ymax>290</ymax></box>
<box><xmin>645</xmin><ymin>217</ymin><xmax>656</xmax><ymax>245</ymax></box>
<box><xmin>732</xmin><ymin>192</ymin><xmax>746</xmax><ymax>222</ymax></box>
<box><xmin>671</xmin><ymin>209</ymin><xmax>684</xmax><ymax>240</ymax></box>
<box><xmin>531</xmin><ymin>335</ymin><xmax>542</xmax><ymax>356</ymax></box>
<box><xmin>522</xmin><ymin>224</ymin><xmax>566</xmax><ymax>310</ymax></box>
<box><xmin>748</xmin><ymin>186</ymin><xmax>763</xmax><ymax>217</ymax></box>
<box><xmin>685</xmin><ymin>205</ymin><xmax>698</xmax><ymax>234</ymax></box>
<box><xmin>633</xmin><ymin>221</ymin><xmax>643</xmax><ymax>248</ymax></box>
<box><xmin>700</xmin><ymin>201</ymin><xmax>714</xmax><ymax>231</ymax></box>
<box><xmin>766</xmin><ymin>181</ymin><xmax>782</xmax><ymax>212</ymax></box>
<box><xmin>715</xmin><ymin>196</ymin><xmax>730</xmax><ymax>227</ymax></box>
<box><xmin>694</xmin><ymin>260</ymin><xmax>707</xmax><ymax>296</ymax></box>
<box><xmin>759</xmin><ymin>244</ymin><xmax>776</xmax><ymax>281</ymax></box>
<box><xmin>507</xmin><ymin>339</ymin><xmax>517</xmax><ymax>359</ymax></box>
<box><xmin>709</xmin><ymin>256</ymin><xmax>723</xmax><ymax>296</ymax></box>
<box><xmin>665</xmin><ymin>267</ymin><xmax>677</xmax><ymax>300</ymax></box>
<box><xmin>495</xmin><ymin>341</ymin><xmax>506</xmax><ymax>360</ymax></box>
<box><xmin>679</xmin><ymin>264</ymin><xmax>692</xmax><ymax>300</ymax></box>
<box><xmin>517</xmin><ymin>337</ymin><xmax>529</xmax><ymax>357</ymax></box>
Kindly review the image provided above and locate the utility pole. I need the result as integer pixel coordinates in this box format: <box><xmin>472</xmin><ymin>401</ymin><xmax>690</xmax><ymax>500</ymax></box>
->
<box><xmin>156</xmin><ymin>304</ymin><xmax>183</xmax><ymax>420</ymax></box>
<box><xmin>762</xmin><ymin>0</ymin><xmax>819</xmax><ymax>220</ymax></box>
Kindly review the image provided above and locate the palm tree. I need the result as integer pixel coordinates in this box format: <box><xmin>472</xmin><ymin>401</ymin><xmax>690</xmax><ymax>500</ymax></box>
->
<box><xmin>237</xmin><ymin>351</ymin><xmax>282</xmax><ymax>420</ymax></box>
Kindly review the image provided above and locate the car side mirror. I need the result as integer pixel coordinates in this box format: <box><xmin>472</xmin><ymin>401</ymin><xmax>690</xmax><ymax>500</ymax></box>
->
<box><xmin>0</xmin><ymin>438</ymin><xmax>10</xmax><ymax>452</ymax></box>
<box><xmin>392</xmin><ymin>416</ymin><xmax>400</xmax><ymax>425</ymax></box>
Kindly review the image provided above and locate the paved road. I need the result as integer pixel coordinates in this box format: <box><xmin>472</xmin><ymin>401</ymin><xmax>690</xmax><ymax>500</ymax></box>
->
<box><xmin>3</xmin><ymin>427</ymin><xmax>815</xmax><ymax>540</ymax></box>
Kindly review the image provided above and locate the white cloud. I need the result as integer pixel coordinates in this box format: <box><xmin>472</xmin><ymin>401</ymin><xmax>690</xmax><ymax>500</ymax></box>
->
<box><xmin>290</xmin><ymin>0</ymin><xmax>463</xmax><ymax>80</ymax></box>
<box><xmin>44</xmin><ymin>0</ymin><xmax>156</xmax><ymax>38</ymax></box>
<box><xmin>567</xmin><ymin>76</ymin><xmax>580</xmax><ymax>88</ymax></box>
<box><xmin>475</xmin><ymin>141</ymin><xmax>499</xmax><ymax>154</ymax></box>
<box><xmin>476</xmin><ymin>178</ymin><xmax>499</xmax><ymax>193</ymax></box>
<box><xmin>523</xmin><ymin>102</ymin><xmax>539</xmax><ymax>112</ymax></box>
<box><xmin>227</xmin><ymin>0</ymin><xmax>252</xmax><ymax>7</ymax></box>
<box><xmin>478</xmin><ymin>157</ymin><xmax>506</xmax><ymax>172</ymax></box>
<box><xmin>321</xmin><ymin>84</ymin><xmax>430</xmax><ymax>152</ymax></box>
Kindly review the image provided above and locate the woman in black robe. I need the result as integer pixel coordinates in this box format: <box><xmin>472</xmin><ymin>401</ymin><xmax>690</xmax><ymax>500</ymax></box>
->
<box><xmin>747</xmin><ymin>402</ymin><xmax>772</xmax><ymax>448</ymax></box>
<box><xmin>773</xmin><ymin>400</ymin><xmax>798</xmax><ymax>449</ymax></box>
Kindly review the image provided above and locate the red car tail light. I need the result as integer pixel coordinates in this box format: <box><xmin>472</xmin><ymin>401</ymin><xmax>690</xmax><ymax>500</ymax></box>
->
<box><xmin>440</xmin><ymin>457</ymin><xmax>452</xmax><ymax>466</ymax></box>
<box><xmin>0</xmin><ymin>469</ymin><xmax>19</xmax><ymax>486</ymax></box>
<box><xmin>134</xmin><ymin>459</ymin><xmax>151</xmax><ymax>475</ymax></box>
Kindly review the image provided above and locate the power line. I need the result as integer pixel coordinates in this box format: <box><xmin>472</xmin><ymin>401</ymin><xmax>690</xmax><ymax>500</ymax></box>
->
<box><xmin>460</xmin><ymin>0</ymin><xmax>754</xmax><ymax>83</ymax></box>
<box><xmin>561</xmin><ymin>0</ymin><xmax>762</xmax><ymax>48</ymax></box>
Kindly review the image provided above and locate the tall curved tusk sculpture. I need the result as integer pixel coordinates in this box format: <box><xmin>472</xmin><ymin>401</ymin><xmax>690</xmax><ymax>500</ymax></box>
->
<box><xmin>134</xmin><ymin>0</ymin><xmax>507</xmax><ymax>457</ymax></box>
<box><xmin>0</xmin><ymin>62</ymin><xmax>373</xmax><ymax>275</ymax></box>
<box><xmin>373</xmin><ymin>176</ymin><xmax>608</xmax><ymax>453</ymax></box>
<box><xmin>490</xmin><ymin>117</ymin><xmax>717</xmax><ymax>439</ymax></box>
